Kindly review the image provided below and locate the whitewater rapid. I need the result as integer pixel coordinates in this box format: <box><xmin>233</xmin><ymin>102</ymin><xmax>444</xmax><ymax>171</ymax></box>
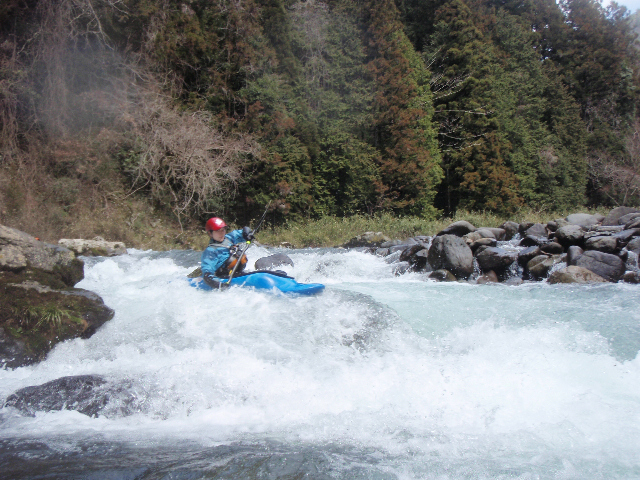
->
<box><xmin>1</xmin><ymin>246</ymin><xmax>640</xmax><ymax>479</ymax></box>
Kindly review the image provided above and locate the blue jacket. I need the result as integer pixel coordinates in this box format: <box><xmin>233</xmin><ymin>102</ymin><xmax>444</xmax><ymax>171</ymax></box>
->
<box><xmin>201</xmin><ymin>229</ymin><xmax>246</xmax><ymax>278</ymax></box>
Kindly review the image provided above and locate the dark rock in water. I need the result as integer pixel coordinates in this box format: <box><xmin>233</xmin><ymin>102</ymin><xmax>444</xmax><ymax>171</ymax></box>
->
<box><xmin>374</xmin><ymin>247</ymin><xmax>390</xmax><ymax>257</ymax></box>
<box><xmin>575</xmin><ymin>250</ymin><xmax>626</xmax><ymax>282</ymax></box>
<box><xmin>427</xmin><ymin>235</ymin><xmax>474</xmax><ymax>279</ymax></box>
<box><xmin>623</xmin><ymin>271</ymin><xmax>640</xmax><ymax>284</ymax></box>
<box><xmin>469</xmin><ymin>237</ymin><xmax>497</xmax><ymax>252</ymax></box>
<box><xmin>393</xmin><ymin>263</ymin><xmax>412</xmax><ymax>276</ymax></box>
<box><xmin>567</xmin><ymin>246</ymin><xmax>584</xmax><ymax>266</ymax></box>
<box><xmin>548</xmin><ymin>266</ymin><xmax>607</xmax><ymax>284</ymax></box>
<box><xmin>500</xmin><ymin>221</ymin><xmax>519</xmax><ymax>240</ymax></box>
<box><xmin>540</xmin><ymin>242</ymin><xmax>564</xmax><ymax>255</ymax></box>
<box><xmin>519</xmin><ymin>235</ymin><xmax>547</xmax><ymax>247</ymax></box>
<box><xmin>255</xmin><ymin>253</ymin><xmax>294</xmax><ymax>270</ymax></box>
<box><xmin>400</xmin><ymin>245</ymin><xmax>430</xmax><ymax>271</ymax></box>
<box><xmin>4</xmin><ymin>375</ymin><xmax>140</xmax><ymax>418</ymax></box>
<box><xmin>584</xmin><ymin>236</ymin><xmax>619</xmax><ymax>253</ymax></box>
<box><xmin>429</xmin><ymin>269</ymin><xmax>457</xmax><ymax>282</ymax></box>
<box><xmin>380</xmin><ymin>239</ymin><xmax>406</xmax><ymax>248</ymax></box>
<box><xmin>525</xmin><ymin>223</ymin><xmax>548</xmax><ymax>239</ymax></box>
<box><xmin>0</xmin><ymin>327</ymin><xmax>32</xmax><ymax>369</ymax></box>
<box><xmin>476</xmin><ymin>270</ymin><xmax>499</xmax><ymax>284</ymax></box>
<box><xmin>527</xmin><ymin>255</ymin><xmax>562</xmax><ymax>280</ymax></box>
<box><xmin>627</xmin><ymin>237</ymin><xmax>640</xmax><ymax>254</ymax></box>
<box><xmin>519</xmin><ymin>222</ymin><xmax>534</xmax><ymax>234</ymax></box>
<box><xmin>436</xmin><ymin>221</ymin><xmax>476</xmax><ymax>237</ymax></box>
<box><xmin>602</xmin><ymin>206</ymin><xmax>640</xmax><ymax>226</ymax></box>
<box><xmin>518</xmin><ymin>246</ymin><xmax>542</xmax><ymax>266</ymax></box>
<box><xmin>475</xmin><ymin>246</ymin><xmax>517</xmax><ymax>271</ymax></box>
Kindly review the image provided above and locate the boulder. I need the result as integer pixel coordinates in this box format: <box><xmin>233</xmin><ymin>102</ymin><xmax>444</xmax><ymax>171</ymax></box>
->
<box><xmin>625</xmin><ymin>217</ymin><xmax>640</xmax><ymax>230</ymax></box>
<box><xmin>540</xmin><ymin>242</ymin><xmax>564</xmax><ymax>254</ymax></box>
<box><xmin>255</xmin><ymin>253</ymin><xmax>294</xmax><ymax>270</ymax></box>
<box><xmin>475</xmin><ymin>246</ymin><xmax>517</xmax><ymax>271</ymax></box>
<box><xmin>463</xmin><ymin>228</ymin><xmax>496</xmax><ymax>244</ymax></box>
<box><xmin>477</xmin><ymin>270</ymin><xmax>499</xmax><ymax>284</ymax></box>
<box><xmin>517</xmin><ymin>246</ymin><xmax>542</xmax><ymax>266</ymax></box>
<box><xmin>623</xmin><ymin>271</ymin><xmax>640</xmax><ymax>284</ymax></box>
<box><xmin>565</xmin><ymin>213</ymin><xmax>603</xmax><ymax>228</ymax></box>
<box><xmin>400</xmin><ymin>245</ymin><xmax>430</xmax><ymax>271</ymax></box>
<box><xmin>429</xmin><ymin>269</ymin><xmax>457</xmax><ymax>282</ymax></box>
<box><xmin>612</xmin><ymin>229</ymin><xmax>640</xmax><ymax>244</ymax></box>
<box><xmin>619</xmin><ymin>212</ymin><xmax>640</xmax><ymax>226</ymax></box>
<box><xmin>548</xmin><ymin>266</ymin><xmax>607</xmax><ymax>284</ymax></box>
<box><xmin>58</xmin><ymin>237</ymin><xmax>127</xmax><ymax>257</ymax></box>
<box><xmin>1</xmin><ymin>225</ymin><xmax>113</xmax><ymax>368</ymax></box>
<box><xmin>566</xmin><ymin>245</ymin><xmax>584</xmax><ymax>266</ymax></box>
<box><xmin>427</xmin><ymin>234</ymin><xmax>474</xmax><ymax>279</ymax></box>
<box><xmin>627</xmin><ymin>237</ymin><xmax>640</xmax><ymax>254</ymax></box>
<box><xmin>343</xmin><ymin>232</ymin><xmax>391</xmax><ymax>248</ymax></box>
<box><xmin>554</xmin><ymin>224</ymin><xmax>584</xmax><ymax>247</ymax></box>
<box><xmin>484</xmin><ymin>228</ymin><xmax>506</xmax><ymax>241</ymax></box>
<box><xmin>602</xmin><ymin>206</ymin><xmax>640</xmax><ymax>226</ymax></box>
<box><xmin>436</xmin><ymin>221</ymin><xmax>477</xmax><ymax>237</ymax></box>
<box><xmin>525</xmin><ymin>223</ymin><xmax>548</xmax><ymax>239</ymax></box>
<box><xmin>519</xmin><ymin>235</ymin><xmax>548</xmax><ymax>247</ymax></box>
<box><xmin>469</xmin><ymin>237</ymin><xmax>497</xmax><ymax>252</ymax></box>
<box><xmin>4</xmin><ymin>375</ymin><xmax>138</xmax><ymax>418</ymax></box>
<box><xmin>500</xmin><ymin>221</ymin><xmax>519</xmax><ymax>240</ymax></box>
<box><xmin>527</xmin><ymin>254</ymin><xmax>563</xmax><ymax>280</ymax></box>
<box><xmin>575</xmin><ymin>250</ymin><xmax>626</xmax><ymax>282</ymax></box>
<box><xmin>584</xmin><ymin>236</ymin><xmax>619</xmax><ymax>253</ymax></box>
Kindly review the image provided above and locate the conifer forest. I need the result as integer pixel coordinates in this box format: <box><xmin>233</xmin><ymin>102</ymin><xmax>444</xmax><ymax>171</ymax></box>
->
<box><xmin>1</xmin><ymin>0</ymin><xmax>639</xmax><ymax>227</ymax></box>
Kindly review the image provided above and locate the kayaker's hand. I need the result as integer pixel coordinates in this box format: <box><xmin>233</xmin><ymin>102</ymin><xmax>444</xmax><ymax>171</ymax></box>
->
<box><xmin>242</xmin><ymin>226</ymin><xmax>255</xmax><ymax>241</ymax></box>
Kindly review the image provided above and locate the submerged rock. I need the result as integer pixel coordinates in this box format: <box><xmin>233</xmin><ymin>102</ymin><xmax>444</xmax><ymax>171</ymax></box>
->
<box><xmin>255</xmin><ymin>253</ymin><xmax>294</xmax><ymax>270</ymax></box>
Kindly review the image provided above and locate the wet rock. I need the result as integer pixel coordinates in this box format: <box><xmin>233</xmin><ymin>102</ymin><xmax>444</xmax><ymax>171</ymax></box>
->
<box><xmin>4</xmin><ymin>375</ymin><xmax>137</xmax><ymax>418</ymax></box>
<box><xmin>519</xmin><ymin>235</ymin><xmax>548</xmax><ymax>248</ymax></box>
<box><xmin>427</xmin><ymin>235</ymin><xmax>474</xmax><ymax>280</ymax></box>
<box><xmin>602</xmin><ymin>206</ymin><xmax>640</xmax><ymax>226</ymax></box>
<box><xmin>400</xmin><ymin>245</ymin><xmax>430</xmax><ymax>271</ymax></box>
<box><xmin>475</xmin><ymin>246</ymin><xmax>517</xmax><ymax>272</ymax></box>
<box><xmin>469</xmin><ymin>237</ymin><xmax>497</xmax><ymax>252</ymax></box>
<box><xmin>464</xmin><ymin>228</ymin><xmax>496</xmax><ymax>244</ymax></box>
<box><xmin>527</xmin><ymin>255</ymin><xmax>563</xmax><ymax>280</ymax></box>
<box><xmin>525</xmin><ymin>223</ymin><xmax>548</xmax><ymax>239</ymax></box>
<box><xmin>548</xmin><ymin>266</ymin><xmax>607</xmax><ymax>284</ymax></box>
<box><xmin>623</xmin><ymin>271</ymin><xmax>640</xmax><ymax>284</ymax></box>
<box><xmin>517</xmin><ymin>246</ymin><xmax>542</xmax><ymax>266</ymax></box>
<box><xmin>58</xmin><ymin>237</ymin><xmax>127</xmax><ymax>257</ymax></box>
<box><xmin>429</xmin><ymin>269</ymin><xmax>457</xmax><ymax>282</ymax></box>
<box><xmin>436</xmin><ymin>221</ymin><xmax>477</xmax><ymax>237</ymax></box>
<box><xmin>477</xmin><ymin>270</ymin><xmax>499</xmax><ymax>284</ymax></box>
<box><xmin>575</xmin><ymin>250</ymin><xmax>626</xmax><ymax>282</ymax></box>
<box><xmin>255</xmin><ymin>253</ymin><xmax>294</xmax><ymax>270</ymax></box>
<box><xmin>500</xmin><ymin>221</ymin><xmax>519</xmax><ymax>240</ymax></box>
<box><xmin>627</xmin><ymin>237</ymin><xmax>640</xmax><ymax>254</ymax></box>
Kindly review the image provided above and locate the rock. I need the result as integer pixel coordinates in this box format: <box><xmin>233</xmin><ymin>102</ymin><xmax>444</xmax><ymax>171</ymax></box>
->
<box><xmin>518</xmin><ymin>246</ymin><xmax>542</xmax><ymax>266</ymax></box>
<box><xmin>547</xmin><ymin>221</ymin><xmax>559</xmax><ymax>232</ymax></box>
<box><xmin>255</xmin><ymin>253</ymin><xmax>294</xmax><ymax>270</ymax></box>
<box><xmin>464</xmin><ymin>229</ymin><xmax>496</xmax><ymax>244</ymax></box>
<box><xmin>0</xmin><ymin>225</ymin><xmax>83</xmax><ymax>286</ymax></box>
<box><xmin>485</xmin><ymin>228</ymin><xmax>506</xmax><ymax>241</ymax></box>
<box><xmin>540</xmin><ymin>242</ymin><xmax>564</xmax><ymax>254</ymax></box>
<box><xmin>554</xmin><ymin>224</ymin><xmax>584</xmax><ymax>247</ymax></box>
<box><xmin>380</xmin><ymin>239</ymin><xmax>407</xmax><ymax>248</ymax></box>
<box><xmin>602</xmin><ymin>206</ymin><xmax>640</xmax><ymax>226</ymax></box>
<box><xmin>575</xmin><ymin>250</ymin><xmax>626</xmax><ymax>282</ymax></box>
<box><xmin>500</xmin><ymin>221</ymin><xmax>519</xmax><ymax>240</ymax></box>
<box><xmin>519</xmin><ymin>222</ymin><xmax>534</xmax><ymax>234</ymax></box>
<box><xmin>4</xmin><ymin>375</ymin><xmax>138</xmax><ymax>418</ymax></box>
<box><xmin>584</xmin><ymin>236</ymin><xmax>619</xmax><ymax>253</ymax></box>
<box><xmin>58</xmin><ymin>238</ymin><xmax>127</xmax><ymax>257</ymax></box>
<box><xmin>619</xmin><ymin>212</ymin><xmax>640</xmax><ymax>225</ymax></box>
<box><xmin>548</xmin><ymin>266</ymin><xmax>607</xmax><ymax>284</ymax></box>
<box><xmin>525</xmin><ymin>223</ymin><xmax>548</xmax><ymax>239</ymax></box>
<box><xmin>566</xmin><ymin>246</ymin><xmax>584</xmax><ymax>266</ymax></box>
<box><xmin>623</xmin><ymin>271</ymin><xmax>640</xmax><ymax>284</ymax></box>
<box><xmin>519</xmin><ymin>235</ymin><xmax>547</xmax><ymax>247</ymax></box>
<box><xmin>625</xmin><ymin>217</ymin><xmax>640</xmax><ymax>230</ymax></box>
<box><xmin>1</xmin><ymin>225</ymin><xmax>113</xmax><ymax>368</ymax></box>
<box><xmin>627</xmin><ymin>237</ymin><xmax>640</xmax><ymax>253</ymax></box>
<box><xmin>475</xmin><ymin>246</ymin><xmax>517</xmax><ymax>271</ymax></box>
<box><xmin>527</xmin><ymin>255</ymin><xmax>563</xmax><ymax>280</ymax></box>
<box><xmin>565</xmin><ymin>213</ymin><xmax>603</xmax><ymax>228</ymax></box>
<box><xmin>374</xmin><ymin>248</ymin><xmax>390</xmax><ymax>257</ymax></box>
<box><xmin>343</xmin><ymin>232</ymin><xmax>391</xmax><ymax>248</ymax></box>
<box><xmin>469</xmin><ymin>237</ymin><xmax>497</xmax><ymax>252</ymax></box>
<box><xmin>612</xmin><ymin>229</ymin><xmax>640</xmax><ymax>243</ymax></box>
<box><xmin>436</xmin><ymin>221</ymin><xmax>477</xmax><ymax>237</ymax></box>
<box><xmin>429</xmin><ymin>269</ymin><xmax>457</xmax><ymax>282</ymax></box>
<box><xmin>477</xmin><ymin>270</ymin><xmax>499</xmax><ymax>284</ymax></box>
<box><xmin>427</xmin><ymin>235</ymin><xmax>474</xmax><ymax>279</ymax></box>
<box><xmin>400</xmin><ymin>245</ymin><xmax>430</xmax><ymax>271</ymax></box>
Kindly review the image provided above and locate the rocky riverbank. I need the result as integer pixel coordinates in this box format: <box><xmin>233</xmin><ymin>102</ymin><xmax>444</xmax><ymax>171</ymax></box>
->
<box><xmin>1</xmin><ymin>225</ymin><xmax>118</xmax><ymax>369</ymax></box>
<box><xmin>345</xmin><ymin>206</ymin><xmax>640</xmax><ymax>285</ymax></box>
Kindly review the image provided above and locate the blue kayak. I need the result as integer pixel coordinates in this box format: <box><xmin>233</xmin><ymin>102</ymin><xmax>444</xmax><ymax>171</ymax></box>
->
<box><xmin>189</xmin><ymin>270</ymin><xmax>325</xmax><ymax>296</ymax></box>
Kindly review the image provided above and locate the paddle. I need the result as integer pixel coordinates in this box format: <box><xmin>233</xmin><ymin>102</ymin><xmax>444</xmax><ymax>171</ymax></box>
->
<box><xmin>226</xmin><ymin>204</ymin><xmax>270</xmax><ymax>284</ymax></box>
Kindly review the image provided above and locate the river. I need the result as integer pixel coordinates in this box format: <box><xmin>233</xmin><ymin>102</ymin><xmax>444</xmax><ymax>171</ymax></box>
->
<box><xmin>1</xmin><ymin>246</ymin><xmax>640</xmax><ymax>479</ymax></box>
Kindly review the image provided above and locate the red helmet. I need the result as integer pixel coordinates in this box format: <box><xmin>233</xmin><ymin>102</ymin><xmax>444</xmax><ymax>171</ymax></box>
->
<box><xmin>205</xmin><ymin>217</ymin><xmax>227</xmax><ymax>231</ymax></box>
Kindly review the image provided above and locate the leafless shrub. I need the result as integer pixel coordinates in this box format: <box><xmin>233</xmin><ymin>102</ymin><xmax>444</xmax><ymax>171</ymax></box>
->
<box><xmin>588</xmin><ymin>120</ymin><xmax>640</xmax><ymax>206</ymax></box>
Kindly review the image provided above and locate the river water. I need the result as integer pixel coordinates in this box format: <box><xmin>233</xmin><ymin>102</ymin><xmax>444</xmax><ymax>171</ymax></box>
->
<box><xmin>1</xmin><ymin>246</ymin><xmax>640</xmax><ymax>479</ymax></box>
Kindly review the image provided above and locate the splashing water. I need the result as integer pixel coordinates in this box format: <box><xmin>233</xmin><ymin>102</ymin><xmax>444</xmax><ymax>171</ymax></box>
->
<box><xmin>1</xmin><ymin>247</ymin><xmax>640</xmax><ymax>479</ymax></box>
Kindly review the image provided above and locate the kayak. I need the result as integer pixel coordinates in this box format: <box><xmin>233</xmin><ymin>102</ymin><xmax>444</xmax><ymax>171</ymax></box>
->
<box><xmin>188</xmin><ymin>270</ymin><xmax>325</xmax><ymax>296</ymax></box>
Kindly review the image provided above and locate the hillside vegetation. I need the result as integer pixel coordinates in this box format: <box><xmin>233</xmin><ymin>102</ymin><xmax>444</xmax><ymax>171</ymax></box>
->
<box><xmin>1</xmin><ymin>0</ymin><xmax>639</xmax><ymax>246</ymax></box>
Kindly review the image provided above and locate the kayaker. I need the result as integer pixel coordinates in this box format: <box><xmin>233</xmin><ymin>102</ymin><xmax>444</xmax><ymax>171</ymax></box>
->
<box><xmin>201</xmin><ymin>217</ymin><xmax>255</xmax><ymax>289</ymax></box>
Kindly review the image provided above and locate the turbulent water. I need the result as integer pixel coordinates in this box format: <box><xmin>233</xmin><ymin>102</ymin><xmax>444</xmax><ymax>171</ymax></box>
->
<box><xmin>1</xmin><ymin>246</ymin><xmax>640</xmax><ymax>479</ymax></box>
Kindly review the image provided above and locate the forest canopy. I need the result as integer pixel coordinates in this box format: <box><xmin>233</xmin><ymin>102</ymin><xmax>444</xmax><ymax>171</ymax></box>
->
<box><xmin>1</xmin><ymin>0</ymin><xmax>639</xmax><ymax>228</ymax></box>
